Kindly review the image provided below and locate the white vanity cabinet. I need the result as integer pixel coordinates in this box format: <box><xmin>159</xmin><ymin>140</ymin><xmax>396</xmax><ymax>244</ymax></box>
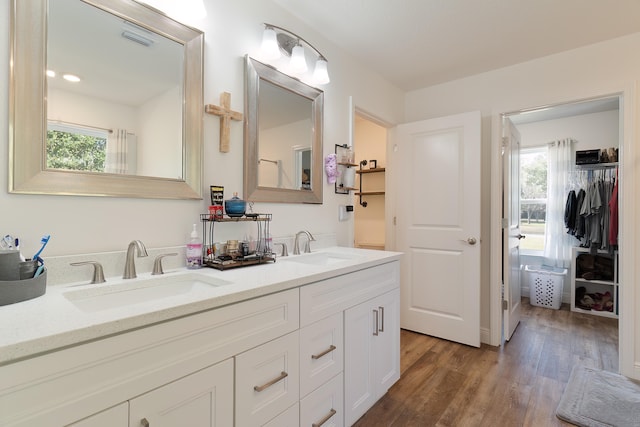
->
<box><xmin>0</xmin><ymin>254</ymin><xmax>401</xmax><ymax>427</ymax></box>
<box><xmin>344</xmin><ymin>289</ymin><xmax>400</xmax><ymax>426</ymax></box>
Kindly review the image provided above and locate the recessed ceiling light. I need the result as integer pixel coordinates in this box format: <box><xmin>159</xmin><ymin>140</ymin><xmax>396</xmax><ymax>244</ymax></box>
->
<box><xmin>62</xmin><ymin>74</ymin><xmax>81</xmax><ymax>83</ymax></box>
<box><xmin>46</xmin><ymin>70</ymin><xmax>56</xmax><ymax>78</ymax></box>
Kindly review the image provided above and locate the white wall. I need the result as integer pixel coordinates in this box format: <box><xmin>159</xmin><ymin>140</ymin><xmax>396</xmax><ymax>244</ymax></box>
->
<box><xmin>48</xmin><ymin>88</ymin><xmax>137</xmax><ymax>133</ymax></box>
<box><xmin>517</xmin><ymin>109</ymin><xmax>619</xmax><ymax>150</ymax></box>
<box><xmin>137</xmin><ymin>85</ymin><xmax>183</xmax><ymax>179</ymax></box>
<box><xmin>0</xmin><ymin>0</ymin><xmax>404</xmax><ymax>258</ymax></box>
<box><xmin>404</xmin><ymin>33</ymin><xmax>639</xmax><ymax>377</ymax></box>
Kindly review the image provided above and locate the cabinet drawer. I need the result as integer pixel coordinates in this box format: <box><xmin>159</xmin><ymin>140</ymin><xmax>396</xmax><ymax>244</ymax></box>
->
<box><xmin>130</xmin><ymin>358</ymin><xmax>233</xmax><ymax>427</ymax></box>
<box><xmin>300</xmin><ymin>312</ymin><xmax>343</xmax><ymax>398</ymax></box>
<box><xmin>263</xmin><ymin>403</ymin><xmax>299</xmax><ymax>427</ymax></box>
<box><xmin>300</xmin><ymin>373</ymin><xmax>344</xmax><ymax>427</ymax></box>
<box><xmin>235</xmin><ymin>330</ymin><xmax>300</xmax><ymax>427</ymax></box>
<box><xmin>300</xmin><ymin>261</ymin><xmax>399</xmax><ymax>326</ymax></box>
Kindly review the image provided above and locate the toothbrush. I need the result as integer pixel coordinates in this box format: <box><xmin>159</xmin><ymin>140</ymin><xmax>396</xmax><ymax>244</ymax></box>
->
<box><xmin>33</xmin><ymin>264</ymin><xmax>45</xmax><ymax>278</ymax></box>
<box><xmin>32</xmin><ymin>234</ymin><xmax>51</xmax><ymax>260</ymax></box>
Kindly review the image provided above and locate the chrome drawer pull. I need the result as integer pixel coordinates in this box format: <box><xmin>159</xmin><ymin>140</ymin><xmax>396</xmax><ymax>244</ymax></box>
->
<box><xmin>254</xmin><ymin>371</ymin><xmax>288</xmax><ymax>392</ymax></box>
<box><xmin>141</xmin><ymin>418</ymin><xmax>150</xmax><ymax>427</ymax></box>
<box><xmin>379</xmin><ymin>306</ymin><xmax>385</xmax><ymax>332</ymax></box>
<box><xmin>311</xmin><ymin>345</ymin><xmax>337</xmax><ymax>360</ymax></box>
<box><xmin>312</xmin><ymin>408</ymin><xmax>337</xmax><ymax>427</ymax></box>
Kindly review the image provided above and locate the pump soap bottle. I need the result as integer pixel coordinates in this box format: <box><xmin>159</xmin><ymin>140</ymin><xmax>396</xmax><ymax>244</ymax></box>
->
<box><xmin>186</xmin><ymin>224</ymin><xmax>203</xmax><ymax>269</ymax></box>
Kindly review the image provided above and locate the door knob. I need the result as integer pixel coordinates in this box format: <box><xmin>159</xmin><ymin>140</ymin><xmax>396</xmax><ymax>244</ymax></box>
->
<box><xmin>467</xmin><ymin>237</ymin><xmax>477</xmax><ymax>245</ymax></box>
<box><xmin>516</xmin><ymin>234</ymin><xmax>526</xmax><ymax>240</ymax></box>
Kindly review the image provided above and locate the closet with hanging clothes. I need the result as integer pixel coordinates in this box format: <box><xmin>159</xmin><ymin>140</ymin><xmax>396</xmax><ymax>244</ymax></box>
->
<box><xmin>567</xmin><ymin>162</ymin><xmax>619</xmax><ymax>318</ymax></box>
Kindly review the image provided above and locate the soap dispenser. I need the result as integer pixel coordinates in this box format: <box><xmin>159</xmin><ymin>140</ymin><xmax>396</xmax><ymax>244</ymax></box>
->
<box><xmin>186</xmin><ymin>224</ymin><xmax>203</xmax><ymax>269</ymax></box>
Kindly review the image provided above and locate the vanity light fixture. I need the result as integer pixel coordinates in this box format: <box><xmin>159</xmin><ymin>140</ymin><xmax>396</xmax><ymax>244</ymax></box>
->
<box><xmin>261</xmin><ymin>23</ymin><xmax>330</xmax><ymax>84</ymax></box>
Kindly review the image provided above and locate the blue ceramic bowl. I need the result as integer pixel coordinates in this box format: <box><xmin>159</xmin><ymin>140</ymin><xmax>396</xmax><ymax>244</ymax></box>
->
<box><xmin>225</xmin><ymin>198</ymin><xmax>246</xmax><ymax>217</ymax></box>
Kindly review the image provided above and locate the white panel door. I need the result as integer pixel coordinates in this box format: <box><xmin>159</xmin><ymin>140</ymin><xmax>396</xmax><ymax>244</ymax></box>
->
<box><xmin>396</xmin><ymin>111</ymin><xmax>481</xmax><ymax>347</ymax></box>
<box><xmin>503</xmin><ymin>117</ymin><xmax>522</xmax><ymax>341</ymax></box>
<box><xmin>129</xmin><ymin>358</ymin><xmax>233</xmax><ymax>427</ymax></box>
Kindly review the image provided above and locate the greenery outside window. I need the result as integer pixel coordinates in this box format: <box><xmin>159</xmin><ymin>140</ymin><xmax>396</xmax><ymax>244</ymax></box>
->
<box><xmin>520</xmin><ymin>146</ymin><xmax>547</xmax><ymax>253</ymax></box>
<box><xmin>47</xmin><ymin>123</ymin><xmax>108</xmax><ymax>173</ymax></box>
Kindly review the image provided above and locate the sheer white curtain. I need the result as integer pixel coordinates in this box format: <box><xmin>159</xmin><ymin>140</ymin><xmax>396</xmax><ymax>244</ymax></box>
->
<box><xmin>543</xmin><ymin>138</ymin><xmax>574</xmax><ymax>268</ymax></box>
<box><xmin>105</xmin><ymin>129</ymin><xmax>128</xmax><ymax>174</ymax></box>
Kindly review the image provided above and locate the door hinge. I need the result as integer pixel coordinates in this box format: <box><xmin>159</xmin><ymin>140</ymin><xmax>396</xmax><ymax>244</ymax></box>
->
<box><xmin>393</xmin><ymin>216</ymin><xmax>397</xmax><ymax>226</ymax></box>
<box><xmin>502</xmin><ymin>300</ymin><xmax>509</xmax><ymax>310</ymax></box>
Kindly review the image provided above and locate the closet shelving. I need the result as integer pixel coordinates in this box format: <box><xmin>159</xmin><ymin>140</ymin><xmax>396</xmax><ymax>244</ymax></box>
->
<box><xmin>568</xmin><ymin>160</ymin><xmax>619</xmax><ymax>319</ymax></box>
<box><xmin>570</xmin><ymin>247</ymin><xmax>618</xmax><ymax>319</ymax></box>
<box><xmin>355</xmin><ymin>160</ymin><xmax>385</xmax><ymax>207</ymax></box>
<box><xmin>575</xmin><ymin>162</ymin><xmax>618</xmax><ymax>170</ymax></box>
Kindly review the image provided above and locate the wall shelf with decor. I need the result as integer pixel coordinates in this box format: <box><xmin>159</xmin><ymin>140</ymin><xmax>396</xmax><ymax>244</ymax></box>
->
<box><xmin>355</xmin><ymin>160</ymin><xmax>385</xmax><ymax>207</ymax></box>
<box><xmin>335</xmin><ymin>144</ymin><xmax>357</xmax><ymax>194</ymax></box>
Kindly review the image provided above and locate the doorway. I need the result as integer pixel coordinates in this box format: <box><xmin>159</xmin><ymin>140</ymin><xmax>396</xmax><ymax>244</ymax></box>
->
<box><xmin>353</xmin><ymin>113</ymin><xmax>388</xmax><ymax>250</ymax></box>
<box><xmin>501</xmin><ymin>95</ymin><xmax>621</xmax><ymax>363</ymax></box>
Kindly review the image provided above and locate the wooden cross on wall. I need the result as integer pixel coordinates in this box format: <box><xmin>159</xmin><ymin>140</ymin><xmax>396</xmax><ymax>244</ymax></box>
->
<box><xmin>205</xmin><ymin>92</ymin><xmax>243</xmax><ymax>153</ymax></box>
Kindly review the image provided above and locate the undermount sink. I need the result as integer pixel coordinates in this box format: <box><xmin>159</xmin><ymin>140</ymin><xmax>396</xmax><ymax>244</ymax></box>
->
<box><xmin>283</xmin><ymin>251</ymin><xmax>361</xmax><ymax>266</ymax></box>
<box><xmin>63</xmin><ymin>273</ymin><xmax>232</xmax><ymax>312</ymax></box>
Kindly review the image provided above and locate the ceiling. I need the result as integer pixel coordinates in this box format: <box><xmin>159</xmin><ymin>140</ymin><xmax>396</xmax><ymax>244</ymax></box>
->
<box><xmin>274</xmin><ymin>0</ymin><xmax>640</xmax><ymax>91</ymax></box>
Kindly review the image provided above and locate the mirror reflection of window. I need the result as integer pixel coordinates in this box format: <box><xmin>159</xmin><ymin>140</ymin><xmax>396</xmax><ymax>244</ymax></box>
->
<box><xmin>46</xmin><ymin>123</ymin><xmax>108</xmax><ymax>173</ymax></box>
<box><xmin>46</xmin><ymin>0</ymin><xmax>184</xmax><ymax>180</ymax></box>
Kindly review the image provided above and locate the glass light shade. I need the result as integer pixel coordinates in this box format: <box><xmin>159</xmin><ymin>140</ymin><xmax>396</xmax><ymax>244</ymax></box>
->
<box><xmin>290</xmin><ymin>45</ymin><xmax>308</xmax><ymax>73</ymax></box>
<box><xmin>261</xmin><ymin>28</ymin><xmax>280</xmax><ymax>60</ymax></box>
<box><xmin>313</xmin><ymin>58</ymin><xmax>330</xmax><ymax>84</ymax></box>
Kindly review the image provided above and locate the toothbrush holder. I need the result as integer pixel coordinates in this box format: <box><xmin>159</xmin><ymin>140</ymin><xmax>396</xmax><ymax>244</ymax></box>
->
<box><xmin>0</xmin><ymin>269</ymin><xmax>47</xmax><ymax>306</ymax></box>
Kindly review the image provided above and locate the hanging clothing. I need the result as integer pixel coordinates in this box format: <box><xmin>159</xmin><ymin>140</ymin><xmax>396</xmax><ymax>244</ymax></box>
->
<box><xmin>564</xmin><ymin>190</ymin><xmax>577</xmax><ymax>233</ymax></box>
<box><xmin>609</xmin><ymin>173</ymin><xmax>619</xmax><ymax>247</ymax></box>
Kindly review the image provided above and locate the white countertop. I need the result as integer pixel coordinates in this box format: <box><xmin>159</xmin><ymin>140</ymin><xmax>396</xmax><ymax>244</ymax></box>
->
<box><xmin>0</xmin><ymin>247</ymin><xmax>401</xmax><ymax>365</ymax></box>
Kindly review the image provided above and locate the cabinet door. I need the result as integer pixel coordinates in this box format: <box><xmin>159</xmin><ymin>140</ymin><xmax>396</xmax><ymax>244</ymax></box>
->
<box><xmin>344</xmin><ymin>299</ymin><xmax>376</xmax><ymax>426</ymax></box>
<box><xmin>68</xmin><ymin>402</ymin><xmax>128</xmax><ymax>427</ymax></box>
<box><xmin>300</xmin><ymin>312</ymin><xmax>344</xmax><ymax>398</ymax></box>
<box><xmin>344</xmin><ymin>290</ymin><xmax>400</xmax><ymax>426</ymax></box>
<box><xmin>129</xmin><ymin>358</ymin><xmax>233</xmax><ymax>427</ymax></box>
<box><xmin>235</xmin><ymin>330</ymin><xmax>300</xmax><ymax>427</ymax></box>
<box><xmin>373</xmin><ymin>289</ymin><xmax>400</xmax><ymax>394</ymax></box>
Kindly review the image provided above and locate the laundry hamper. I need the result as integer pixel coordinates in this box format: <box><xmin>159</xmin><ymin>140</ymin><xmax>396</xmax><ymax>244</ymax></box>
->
<box><xmin>525</xmin><ymin>265</ymin><xmax>567</xmax><ymax>310</ymax></box>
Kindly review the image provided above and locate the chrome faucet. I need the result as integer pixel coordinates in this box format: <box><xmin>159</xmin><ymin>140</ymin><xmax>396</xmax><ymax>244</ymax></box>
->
<box><xmin>123</xmin><ymin>240</ymin><xmax>148</xmax><ymax>279</ymax></box>
<box><xmin>293</xmin><ymin>230</ymin><xmax>315</xmax><ymax>255</ymax></box>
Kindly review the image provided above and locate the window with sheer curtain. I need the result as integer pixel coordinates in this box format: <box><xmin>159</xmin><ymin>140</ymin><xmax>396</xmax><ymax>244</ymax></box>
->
<box><xmin>543</xmin><ymin>138</ymin><xmax>575</xmax><ymax>268</ymax></box>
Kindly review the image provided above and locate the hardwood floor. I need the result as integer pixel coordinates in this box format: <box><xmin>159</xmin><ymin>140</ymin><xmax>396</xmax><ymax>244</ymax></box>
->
<box><xmin>353</xmin><ymin>298</ymin><xmax>619</xmax><ymax>427</ymax></box>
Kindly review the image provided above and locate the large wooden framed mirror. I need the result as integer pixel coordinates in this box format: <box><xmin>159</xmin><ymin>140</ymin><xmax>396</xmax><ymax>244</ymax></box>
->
<box><xmin>9</xmin><ymin>0</ymin><xmax>204</xmax><ymax>199</ymax></box>
<box><xmin>244</xmin><ymin>56</ymin><xmax>323</xmax><ymax>204</ymax></box>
